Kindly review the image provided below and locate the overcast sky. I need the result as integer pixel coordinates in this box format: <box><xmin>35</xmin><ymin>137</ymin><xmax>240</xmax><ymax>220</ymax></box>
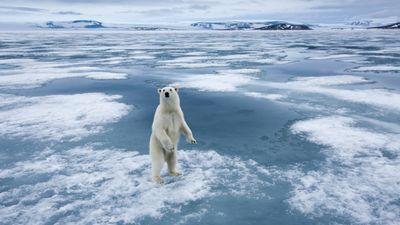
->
<box><xmin>0</xmin><ymin>0</ymin><xmax>399</xmax><ymax>24</ymax></box>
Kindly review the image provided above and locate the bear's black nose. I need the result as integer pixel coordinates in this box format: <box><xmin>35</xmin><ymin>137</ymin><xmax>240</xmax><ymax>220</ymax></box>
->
<box><xmin>165</xmin><ymin>92</ymin><xmax>170</xmax><ymax>98</ymax></box>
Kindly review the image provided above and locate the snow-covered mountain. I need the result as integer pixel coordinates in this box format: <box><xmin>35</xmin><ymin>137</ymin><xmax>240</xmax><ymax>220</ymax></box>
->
<box><xmin>34</xmin><ymin>20</ymin><xmax>180</xmax><ymax>30</ymax></box>
<box><xmin>191</xmin><ymin>22</ymin><xmax>257</xmax><ymax>30</ymax></box>
<box><xmin>313</xmin><ymin>19</ymin><xmax>400</xmax><ymax>30</ymax></box>
<box><xmin>255</xmin><ymin>23</ymin><xmax>311</xmax><ymax>30</ymax></box>
<box><xmin>345</xmin><ymin>20</ymin><xmax>372</xmax><ymax>27</ymax></box>
<box><xmin>370</xmin><ymin>22</ymin><xmax>400</xmax><ymax>29</ymax></box>
<box><xmin>38</xmin><ymin>20</ymin><xmax>105</xmax><ymax>29</ymax></box>
<box><xmin>2</xmin><ymin>19</ymin><xmax>399</xmax><ymax>31</ymax></box>
<box><xmin>343</xmin><ymin>17</ymin><xmax>400</xmax><ymax>28</ymax></box>
<box><xmin>191</xmin><ymin>21</ymin><xmax>311</xmax><ymax>30</ymax></box>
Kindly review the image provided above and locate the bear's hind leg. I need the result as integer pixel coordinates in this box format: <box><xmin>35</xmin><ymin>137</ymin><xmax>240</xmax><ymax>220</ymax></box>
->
<box><xmin>166</xmin><ymin>151</ymin><xmax>181</xmax><ymax>176</ymax></box>
<box><xmin>151</xmin><ymin>151</ymin><xmax>165</xmax><ymax>184</ymax></box>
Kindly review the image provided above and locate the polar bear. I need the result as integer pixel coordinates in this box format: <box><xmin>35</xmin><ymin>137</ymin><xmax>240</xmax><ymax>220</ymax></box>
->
<box><xmin>149</xmin><ymin>86</ymin><xmax>197</xmax><ymax>183</ymax></box>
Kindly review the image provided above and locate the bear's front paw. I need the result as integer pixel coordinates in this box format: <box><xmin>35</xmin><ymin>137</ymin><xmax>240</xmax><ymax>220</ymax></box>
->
<box><xmin>186</xmin><ymin>137</ymin><xmax>197</xmax><ymax>144</ymax></box>
<box><xmin>164</xmin><ymin>142</ymin><xmax>175</xmax><ymax>152</ymax></box>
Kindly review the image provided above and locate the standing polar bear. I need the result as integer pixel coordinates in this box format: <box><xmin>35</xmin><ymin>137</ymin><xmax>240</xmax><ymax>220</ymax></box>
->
<box><xmin>149</xmin><ymin>86</ymin><xmax>197</xmax><ymax>183</ymax></box>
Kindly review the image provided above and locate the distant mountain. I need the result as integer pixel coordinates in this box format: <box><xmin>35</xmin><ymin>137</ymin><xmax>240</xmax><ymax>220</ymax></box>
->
<box><xmin>255</xmin><ymin>23</ymin><xmax>311</xmax><ymax>30</ymax></box>
<box><xmin>13</xmin><ymin>20</ymin><xmax>400</xmax><ymax>31</ymax></box>
<box><xmin>106</xmin><ymin>24</ymin><xmax>176</xmax><ymax>31</ymax></box>
<box><xmin>39</xmin><ymin>20</ymin><xmax>105</xmax><ymax>29</ymax></box>
<box><xmin>36</xmin><ymin>21</ymin><xmax>178</xmax><ymax>30</ymax></box>
<box><xmin>369</xmin><ymin>22</ymin><xmax>400</xmax><ymax>29</ymax></box>
<box><xmin>313</xmin><ymin>19</ymin><xmax>400</xmax><ymax>30</ymax></box>
<box><xmin>190</xmin><ymin>21</ymin><xmax>306</xmax><ymax>30</ymax></box>
<box><xmin>191</xmin><ymin>22</ymin><xmax>248</xmax><ymax>30</ymax></box>
<box><xmin>346</xmin><ymin>20</ymin><xmax>372</xmax><ymax>27</ymax></box>
<box><xmin>35</xmin><ymin>20</ymin><xmax>180</xmax><ymax>30</ymax></box>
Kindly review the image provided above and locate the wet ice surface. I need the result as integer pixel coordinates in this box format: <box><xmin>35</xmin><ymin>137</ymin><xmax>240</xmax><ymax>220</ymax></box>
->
<box><xmin>0</xmin><ymin>30</ymin><xmax>399</xmax><ymax>225</ymax></box>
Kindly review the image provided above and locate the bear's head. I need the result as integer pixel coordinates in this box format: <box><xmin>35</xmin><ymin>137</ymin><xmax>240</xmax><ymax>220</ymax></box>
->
<box><xmin>158</xmin><ymin>86</ymin><xmax>180</xmax><ymax>107</ymax></box>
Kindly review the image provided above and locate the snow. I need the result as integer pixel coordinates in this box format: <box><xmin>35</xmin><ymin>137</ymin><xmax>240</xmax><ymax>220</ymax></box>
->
<box><xmin>259</xmin><ymin>75</ymin><xmax>400</xmax><ymax>111</ymax></box>
<box><xmin>352</xmin><ymin>65</ymin><xmax>400</xmax><ymax>72</ymax></box>
<box><xmin>244</xmin><ymin>92</ymin><xmax>285</xmax><ymax>100</ymax></box>
<box><xmin>288</xmin><ymin>116</ymin><xmax>400</xmax><ymax>224</ymax></box>
<box><xmin>0</xmin><ymin>59</ymin><xmax>128</xmax><ymax>89</ymax></box>
<box><xmin>172</xmin><ymin>73</ymin><xmax>254</xmax><ymax>92</ymax></box>
<box><xmin>0</xmin><ymin>147</ymin><xmax>270</xmax><ymax>224</ymax></box>
<box><xmin>0</xmin><ymin>93</ymin><xmax>131</xmax><ymax>141</ymax></box>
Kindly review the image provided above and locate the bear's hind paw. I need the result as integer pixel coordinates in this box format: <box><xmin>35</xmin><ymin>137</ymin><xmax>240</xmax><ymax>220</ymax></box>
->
<box><xmin>153</xmin><ymin>176</ymin><xmax>164</xmax><ymax>184</ymax></box>
<box><xmin>169</xmin><ymin>171</ymin><xmax>182</xmax><ymax>176</ymax></box>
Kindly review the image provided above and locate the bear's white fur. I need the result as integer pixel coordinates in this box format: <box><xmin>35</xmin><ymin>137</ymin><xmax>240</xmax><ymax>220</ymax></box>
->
<box><xmin>149</xmin><ymin>86</ymin><xmax>196</xmax><ymax>183</ymax></box>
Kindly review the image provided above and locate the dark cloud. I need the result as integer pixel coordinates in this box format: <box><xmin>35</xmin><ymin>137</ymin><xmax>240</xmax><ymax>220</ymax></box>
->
<box><xmin>0</xmin><ymin>6</ymin><xmax>46</xmax><ymax>12</ymax></box>
<box><xmin>0</xmin><ymin>0</ymin><xmax>399</xmax><ymax>24</ymax></box>
<box><xmin>188</xmin><ymin>4</ymin><xmax>210</xmax><ymax>11</ymax></box>
<box><xmin>6</xmin><ymin>0</ymin><xmax>187</xmax><ymax>5</ymax></box>
<box><xmin>54</xmin><ymin>11</ymin><xmax>82</xmax><ymax>15</ymax></box>
<box><xmin>136</xmin><ymin>7</ymin><xmax>185</xmax><ymax>16</ymax></box>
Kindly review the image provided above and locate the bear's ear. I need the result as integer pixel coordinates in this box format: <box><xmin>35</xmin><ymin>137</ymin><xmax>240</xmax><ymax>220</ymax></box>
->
<box><xmin>174</xmin><ymin>86</ymin><xmax>179</xmax><ymax>92</ymax></box>
<box><xmin>158</xmin><ymin>88</ymin><xmax>162</xmax><ymax>93</ymax></box>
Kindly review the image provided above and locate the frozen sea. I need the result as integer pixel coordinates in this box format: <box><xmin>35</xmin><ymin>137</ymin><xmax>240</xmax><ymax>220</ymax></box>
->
<box><xmin>0</xmin><ymin>30</ymin><xmax>399</xmax><ymax>225</ymax></box>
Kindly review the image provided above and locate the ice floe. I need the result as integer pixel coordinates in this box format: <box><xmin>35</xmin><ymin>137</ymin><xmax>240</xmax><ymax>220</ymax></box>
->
<box><xmin>0</xmin><ymin>146</ymin><xmax>270</xmax><ymax>224</ymax></box>
<box><xmin>158</xmin><ymin>52</ymin><xmax>293</xmax><ymax>68</ymax></box>
<box><xmin>173</xmin><ymin>73</ymin><xmax>255</xmax><ymax>92</ymax></box>
<box><xmin>289</xmin><ymin>75</ymin><xmax>371</xmax><ymax>86</ymax></box>
<box><xmin>160</xmin><ymin>62</ymin><xmax>229</xmax><ymax>69</ymax></box>
<box><xmin>251</xmin><ymin>58</ymin><xmax>291</xmax><ymax>65</ymax></box>
<box><xmin>215</xmin><ymin>68</ymin><xmax>261</xmax><ymax>74</ymax></box>
<box><xmin>158</xmin><ymin>55</ymin><xmax>233</xmax><ymax>68</ymax></box>
<box><xmin>309</xmin><ymin>54</ymin><xmax>359</xmax><ymax>60</ymax></box>
<box><xmin>129</xmin><ymin>55</ymin><xmax>156</xmax><ymax>60</ymax></box>
<box><xmin>291</xmin><ymin>116</ymin><xmax>400</xmax><ymax>160</ymax></box>
<box><xmin>172</xmin><ymin>67</ymin><xmax>263</xmax><ymax>92</ymax></box>
<box><xmin>244</xmin><ymin>92</ymin><xmax>285</xmax><ymax>101</ymax></box>
<box><xmin>0</xmin><ymin>93</ymin><xmax>131</xmax><ymax>141</ymax></box>
<box><xmin>216</xmin><ymin>54</ymin><xmax>255</xmax><ymax>60</ymax></box>
<box><xmin>288</xmin><ymin>116</ymin><xmax>400</xmax><ymax>224</ymax></box>
<box><xmin>351</xmin><ymin>65</ymin><xmax>400</xmax><ymax>72</ymax></box>
<box><xmin>159</xmin><ymin>56</ymin><xmax>209</xmax><ymax>64</ymax></box>
<box><xmin>81</xmin><ymin>71</ymin><xmax>128</xmax><ymax>79</ymax></box>
<box><xmin>0</xmin><ymin>58</ymin><xmax>128</xmax><ymax>89</ymax></box>
<box><xmin>184</xmin><ymin>51</ymin><xmax>208</xmax><ymax>56</ymax></box>
<box><xmin>260</xmin><ymin>75</ymin><xmax>400</xmax><ymax>111</ymax></box>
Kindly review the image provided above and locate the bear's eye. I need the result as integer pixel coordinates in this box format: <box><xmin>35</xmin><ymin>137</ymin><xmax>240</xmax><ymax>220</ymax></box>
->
<box><xmin>170</xmin><ymin>89</ymin><xmax>172</xmax><ymax>91</ymax></box>
<box><xmin>163</xmin><ymin>89</ymin><xmax>165</xmax><ymax>92</ymax></box>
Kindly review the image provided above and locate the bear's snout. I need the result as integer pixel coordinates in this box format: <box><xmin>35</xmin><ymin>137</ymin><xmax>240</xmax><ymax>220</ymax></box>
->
<box><xmin>165</xmin><ymin>92</ymin><xmax>170</xmax><ymax>98</ymax></box>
